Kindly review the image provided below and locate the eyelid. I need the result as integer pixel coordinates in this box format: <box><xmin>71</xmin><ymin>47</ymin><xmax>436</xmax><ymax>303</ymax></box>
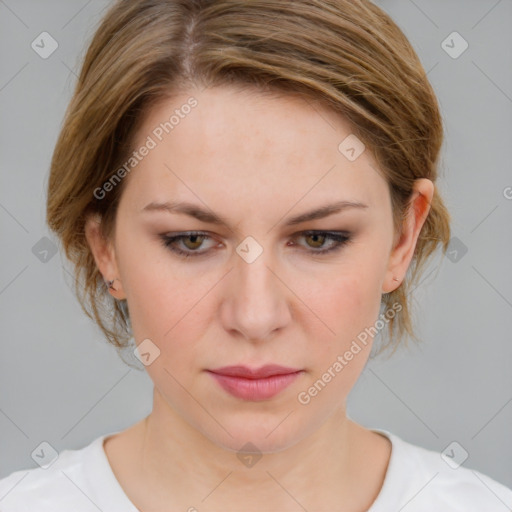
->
<box><xmin>291</xmin><ymin>230</ymin><xmax>352</xmax><ymax>255</ymax></box>
<box><xmin>159</xmin><ymin>230</ymin><xmax>352</xmax><ymax>259</ymax></box>
<box><xmin>161</xmin><ymin>231</ymin><xmax>219</xmax><ymax>253</ymax></box>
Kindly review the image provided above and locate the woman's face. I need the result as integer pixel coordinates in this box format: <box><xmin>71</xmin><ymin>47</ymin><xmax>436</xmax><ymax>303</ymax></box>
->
<box><xmin>89</xmin><ymin>85</ymin><xmax>422</xmax><ymax>453</ymax></box>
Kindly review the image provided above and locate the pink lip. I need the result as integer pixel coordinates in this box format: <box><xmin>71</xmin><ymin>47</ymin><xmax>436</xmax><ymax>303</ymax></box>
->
<box><xmin>207</xmin><ymin>365</ymin><xmax>303</xmax><ymax>401</ymax></box>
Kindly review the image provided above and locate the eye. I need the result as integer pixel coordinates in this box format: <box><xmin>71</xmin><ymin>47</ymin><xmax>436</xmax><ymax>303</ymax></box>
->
<box><xmin>159</xmin><ymin>230</ymin><xmax>352</xmax><ymax>259</ymax></box>
<box><xmin>291</xmin><ymin>230</ymin><xmax>352</xmax><ymax>255</ymax></box>
<box><xmin>160</xmin><ymin>232</ymin><xmax>215</xmax><ymax>258</ymax></box>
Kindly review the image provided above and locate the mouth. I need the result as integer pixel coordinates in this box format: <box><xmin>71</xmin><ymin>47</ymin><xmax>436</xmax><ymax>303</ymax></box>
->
<box><xmin>206</xmin><ymin>365</ymin><xmax>304</xmax><ymax>401</ymax></box>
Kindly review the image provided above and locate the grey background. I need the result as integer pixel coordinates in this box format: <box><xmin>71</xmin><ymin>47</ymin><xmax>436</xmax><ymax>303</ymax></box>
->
<box><xmin>1</xmin><ymin>0</ymin><xmax>511</xmax><ymax>495</ymax></box>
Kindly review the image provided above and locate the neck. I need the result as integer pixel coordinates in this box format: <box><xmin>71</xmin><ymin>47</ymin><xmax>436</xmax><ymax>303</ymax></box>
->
<box><xmin>115</xmin><ymin>388</ymin><xmax>391</xmax><ymax>511</ymax></box>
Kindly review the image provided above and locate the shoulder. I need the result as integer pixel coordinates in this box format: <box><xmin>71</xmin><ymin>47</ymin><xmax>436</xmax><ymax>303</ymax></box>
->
<box><xmin>0</xmin><ymin>435</ymin><xmax>108</xmax><ymax>511</ymax></box>
<box><xmin>371</xmin><ymin>429</ymin><xmax>512</xmax><ymax>512</ymax></box>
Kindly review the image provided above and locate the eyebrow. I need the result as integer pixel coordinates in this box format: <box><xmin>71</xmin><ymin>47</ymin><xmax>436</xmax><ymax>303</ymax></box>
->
<box><xmin>141</xmin><ymin>199</ymin><xmax>369</xmax><ymax>230</ymax></box>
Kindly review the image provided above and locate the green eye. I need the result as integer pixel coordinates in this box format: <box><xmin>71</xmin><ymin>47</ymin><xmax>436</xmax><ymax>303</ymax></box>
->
<box><xmin>160</xmin><ymin>232</ymin><xmax>212</xmax><ymax>258</ymax></box>
<box><xmin>294</xmin><ymin>231</ymin><xmax>352</xmax><ymax>254</ymax></box>
<box><xmin>180</xmin><ymin>233</ymin><xmax>206</xmax><ymax>251</ymax></box>
<box><xmin>160</xmin><ymin>230</ymin><xmax>352</xmax><ymax>259</ymax></box>
<box><xmin>304</xmin><ymin>232</ymin><xmax>328</xmax><ymax>249</ymax></box>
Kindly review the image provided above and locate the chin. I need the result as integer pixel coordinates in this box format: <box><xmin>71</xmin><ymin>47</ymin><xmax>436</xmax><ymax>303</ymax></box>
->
<box><xmin>193</xmin><ymin>408</ymin><xmax>320</xmax><ymax>455</ymax></box>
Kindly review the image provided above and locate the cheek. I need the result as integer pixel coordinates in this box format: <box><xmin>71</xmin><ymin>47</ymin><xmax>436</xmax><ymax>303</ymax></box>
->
<box><xmin>296</xmin><ymin>253</ymin><xmax>385</xmax><ymax>386</ymax></box>
<box><xmin>294</xmin><ymin>273</ymin><xmax>382</xmax><ymax>412</ymax></box>
<box><xmin>115</xmin><ymin>230</ymin><xmax>198</xmax><ymax>343</ymax></box>
<box><xmin>126</xmin><ymin>273</ymin><xmax>209</xmax><ymax>348</ymax></box>
<box><xmin>307</xmin><ymin>261</ymin><xmax>384</xmax><ymax>340</ymax></box>
<box><xmin>120</xmin><ymin>223</ymin><xmax>386</xmax><ymax>358</ymax></box>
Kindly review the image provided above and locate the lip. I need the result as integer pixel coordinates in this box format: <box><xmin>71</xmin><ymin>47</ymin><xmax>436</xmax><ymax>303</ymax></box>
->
<box><xmin>207</xmin><ymin>365</ymin><xmax>303</xmax><ymax>401</ymax></box>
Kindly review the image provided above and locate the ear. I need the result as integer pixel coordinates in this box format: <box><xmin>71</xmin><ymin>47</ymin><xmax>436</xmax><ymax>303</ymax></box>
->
<box><xmin>382</xmin><ymin>178</ymin><xmax>434</xmax><ymax>294</ymax></box>
<box><xmin>84</xmin><ymin>213</ymin><xmax>125</xmax><ymax>299</ymax></box>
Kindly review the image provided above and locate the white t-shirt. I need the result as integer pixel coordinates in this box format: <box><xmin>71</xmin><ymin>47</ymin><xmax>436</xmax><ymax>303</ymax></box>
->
<box><xmin>0</xmin><ymin>429</ymin><xmax>511</xmax><ymax>511</ymax></box>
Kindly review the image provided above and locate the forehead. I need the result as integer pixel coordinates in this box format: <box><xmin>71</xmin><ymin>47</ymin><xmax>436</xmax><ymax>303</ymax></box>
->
<box><xmin>123</xmin><ymin>85</ymin><xmax>388</xmax><ymax>212</ymax></box>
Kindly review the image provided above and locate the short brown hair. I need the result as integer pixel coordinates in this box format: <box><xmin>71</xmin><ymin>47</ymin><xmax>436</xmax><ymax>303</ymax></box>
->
<box><xmin>46</xmin><ymin>0</ymin><xmax>450</xmax><ymax>354</ymax></box>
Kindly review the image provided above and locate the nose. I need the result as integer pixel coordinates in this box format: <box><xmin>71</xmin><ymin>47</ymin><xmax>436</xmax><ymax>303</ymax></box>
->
<box><xmin>220</xmin><ymin>249</ymin><xmax>292</xmax><ymax>342</ymax></box>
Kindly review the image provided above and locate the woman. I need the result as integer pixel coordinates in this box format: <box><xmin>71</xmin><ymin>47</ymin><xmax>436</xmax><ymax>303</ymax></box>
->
<box><xmin>1</xmin><ymin>0</ymin><xmax>511</xmax><ymax>510</ymax></box>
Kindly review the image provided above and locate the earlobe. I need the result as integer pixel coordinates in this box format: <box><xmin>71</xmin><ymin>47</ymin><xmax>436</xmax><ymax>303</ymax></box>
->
<box><xmin>382</xmin><ymin>179</ymin><xmax>434</xmax><ymax>294</ymax></box>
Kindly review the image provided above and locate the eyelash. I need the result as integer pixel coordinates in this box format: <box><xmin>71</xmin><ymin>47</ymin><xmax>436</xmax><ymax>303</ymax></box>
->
<box><xmin>159</xmin><ymin>231</ymin><xmax>352</xmax><ymax>259</ymax></box>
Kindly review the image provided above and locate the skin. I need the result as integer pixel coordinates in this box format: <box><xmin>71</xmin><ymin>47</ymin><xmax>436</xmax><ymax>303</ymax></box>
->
<box><xmin>85</xmin><ymin>85</ymin><xmax>433</xmax><ymax>511</ymax></box>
